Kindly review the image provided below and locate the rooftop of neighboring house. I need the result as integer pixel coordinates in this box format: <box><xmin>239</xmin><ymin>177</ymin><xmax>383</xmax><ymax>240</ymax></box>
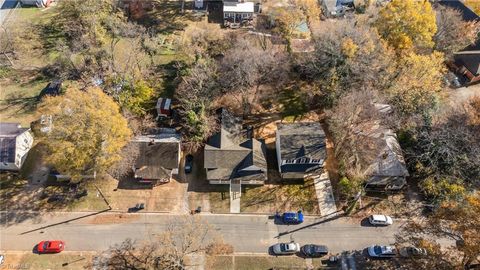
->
<box><xmin>204</xmin><ymin>109</ymin><xmax>267</xmax><ymax>181</ymax></box>
<box><xmin>0</xmin><ymin>123</ymin><xmax>29</xmax><ymax>164</ymax></box>
<box><xmin>132</xmin><ymin>132</ymin><xmax>180</xmax><ymax>180</ymax></box>
<box><xmin>454</xmin><ymin>50</ymin><xmax>480</xmax><ymax>76</ymax></box>
<box><xmin>276</xmin><ymin>122</ymin><xmax>326</xmax><ymax>161</ymax></box>
<box><xmin>364</xmin><ymin>128</ymin><xmax>409</xmax><ymax>178</ymax></box>
<box><xmin>223</xmin><ymin>1</ymin><xmax>254</xmax><ymax>13</ymax></box>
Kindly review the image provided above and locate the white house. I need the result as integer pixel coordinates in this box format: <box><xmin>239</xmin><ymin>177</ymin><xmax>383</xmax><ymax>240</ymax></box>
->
<box><xmin>0</xmin><ymin>123</ymin><xmax>34</xmax><ymax>171</ymax></box>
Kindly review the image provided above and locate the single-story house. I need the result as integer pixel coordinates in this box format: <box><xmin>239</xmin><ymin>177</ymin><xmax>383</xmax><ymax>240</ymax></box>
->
<box><xmin>132</xmin><ymin>131</ymin><xmax>180</xmax><ymax>185</ymax></box>
<box><xmin>321</xmin><ymin>0</ymin><xmax>354</xmax><ymax>18</ymax></box>
<box><xmin>276</xmin><ymin>122</ymin><xmax>327</xmax><ymax>179</ymax></box>
<box><xmin>223</xmin><ymin>1</ymin><xmax>254</xmax><ymax>28</ymax></box>
<box><xmin>204</xmin><ymin>108</ymin><xmax>267</xmax><ymax>185</ymax></box>
<box><xmin>0</xmin><ymin>123</ymin><xmax>34</xmax><ymax>171</ymax></box>
<box><xmin>363</xmin><ymin>128</ymin><xmax>409</xmax><ymax>191</ymax></box>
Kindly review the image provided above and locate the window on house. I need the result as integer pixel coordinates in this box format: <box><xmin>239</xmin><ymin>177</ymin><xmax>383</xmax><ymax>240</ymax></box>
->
<box><xmin>285</xmin><ymin>159</ymin><xmax>294</xmax><ymax>164</ymax></box>
<box><xmin>299</xmin><ymin>158</ymin><xmax>306</xmax><ymax>163</ymax></box>
<box><xmin>312</xmin><ymin>159</ymin><xmax>320</xmax><ymax>163</ymax></box>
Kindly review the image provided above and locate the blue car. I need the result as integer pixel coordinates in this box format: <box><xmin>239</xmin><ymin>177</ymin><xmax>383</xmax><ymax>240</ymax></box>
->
<box><xmin>281</xmin><ymin>211</ymin><xmax>304</xmax><ymax>224</ymax></box>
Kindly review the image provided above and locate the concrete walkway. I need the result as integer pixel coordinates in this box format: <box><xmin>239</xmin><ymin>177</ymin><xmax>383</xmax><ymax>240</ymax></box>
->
<box><xmin>312</xmin><ymin>171</ymin><xmax>338</xmax><ymax>216</ymax></box>
<box><xmin>230</xmin><ymin>183</ymin><xmax>242</xmax><ymax>214</ymax></box>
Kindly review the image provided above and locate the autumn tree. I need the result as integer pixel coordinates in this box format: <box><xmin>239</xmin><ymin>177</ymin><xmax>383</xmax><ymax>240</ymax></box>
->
<box><xmin>396</xmin><ymin>193</ymin><xmax>480</xmax><ymax>270</ymax></box>
<box><xmin>386</xmin><ymin>51</ymin><xmax>446</xmax><ymax>119</ymax></box>
<box><xmin>271</xmin><ymin>6</ymin><xmax>306</xmax><ymax>52</ymax></box>
<box><xmin>465</xmin><ymin>0</ymin><xmax>480</xmax><ymax>15</ymax></box>
<box><xmin>434</xmin><ymin>6</ymin><xmax>480</xmax><ymax>57</ymax></box>
<box><xmin>118</xmin><ymin>80</ymin><xmax>156</xmax><ymax>116</ymax></box>
<box><xmin>297</xmin><ymin>19</ymin><xmax>395</xmax><ymax>107</ymax></box>
<box><xmin>296</xmin><ymin>0</ymin><xmax>321</xmax><ymax>25</ymax></box>
<box><xmin>37</xmin><ymin>87</ymin><xmax>132</xmax><ymax>180</ymax></box>
<box><xmin>375</xmin><ymin>0</ymin><xmax>437</xmax><ymax>52</ymax></box>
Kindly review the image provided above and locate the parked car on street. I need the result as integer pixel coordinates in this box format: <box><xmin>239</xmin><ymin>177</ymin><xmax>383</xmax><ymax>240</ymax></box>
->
<box><xmin>399</xmin><ymin>246</ymin><xmax>427</xmax><ymax>257</ymax></box>
<box><xmin>301</xmin><ymin>244</ymin><xmax>329</xmax><ymax>258</ymax></box>
<box><xmin>368</xmin><ymin>214</ymin><xmax>393</xmax><ymax>226</ymax></box>
<box><xmin>184</xmin><ymin>155</ymin><xmax>194</xmax><ymax>174</ymax></box>
<box><xmin>367</xmin><ymin>245</ymin><xmax>397</xmax><ymax>258</ymax></box>
<box><xmin>0</xmin><ymin>254</ymin><xmax>4</xmax><ymax>266</ymax></box>
<box><xmin>37</xmin><ymin>240</ymin><xmax>65</xmax><ymax>254</ymax></box>
<box><xmin>271</xmin><ymin>242</ymin><xmax>300</xmax><ymax>255</ymax></box>
<box><xmin>281</xmin><ymin>211</ymin><xmax>304</xmax><ymax>224</ymax></box>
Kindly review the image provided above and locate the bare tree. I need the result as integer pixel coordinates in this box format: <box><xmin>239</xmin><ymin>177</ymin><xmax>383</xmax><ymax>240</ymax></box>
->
<box><xmin>90</xmin><ymin>216</ymin><xmax>228</xmax><ymax>270</ymax></box>
<box><xmin>434</xmin><ymin>6</ymin><xmax>480</xmax><ymax>58</ymax></box>
<box><xmin>219</xmin><ymin>38</ymin><xmax>288</xmax><ymax>115</ymax></box>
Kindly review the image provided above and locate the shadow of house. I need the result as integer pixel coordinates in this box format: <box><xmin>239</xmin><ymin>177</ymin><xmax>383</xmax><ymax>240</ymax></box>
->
<box><xmin>204</xmin><ymin>108</ymin><xmax>268</xmax><ymax>185</ymax></box>
<box><xmin>130</xmin><ymin>131</ymin><xmax>180</xmax><ymax>187</ymax></box>
<box><xmin>275</xmin><ymin>122</ymin><xmax>327</xmax><ymax>180</ymax></box>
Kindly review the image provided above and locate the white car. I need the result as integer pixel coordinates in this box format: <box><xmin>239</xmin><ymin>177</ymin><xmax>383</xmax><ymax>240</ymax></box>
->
<box><xmin>0</xmin><ymin>255</ymin><xmax>4</xmax><ymax>266</ymax></box>
<box><xmin>367</xmin><ymin>245</ymin><xmax>397</xmax><ymax>258</ymax></box>
<box><xmin>271</xmin><ymin>242</ymin><xmax>300</xmax><ymax>255</ymax></box>
<box><xmin>368</xmin><ymin>214</ymin><xmax>393</xmax><ymax>226</ymax></box>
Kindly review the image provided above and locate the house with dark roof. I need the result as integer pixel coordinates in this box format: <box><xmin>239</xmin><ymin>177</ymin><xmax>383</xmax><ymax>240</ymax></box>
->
<box><xmin>438</xmin><ymin>0</ymin><xmax>480</xmax><ymax>85</ymax></box>
<box><xmin>132</xmin><ymin>131</ymin><xmax>180</xmax><ymax>185</ymax></box>
<box><xmin>0</xmin><ymin>123</ymin><xmax>34</xmax><ymax>171</ymax></box>
<box><xmin>275</xmin><ymin>122</ymin><xmax>327</xmax><ymax>179</ymax></box>
<box><xmin>204</xmin><ymin>109</ymin><xmax>267</xmax><ymax>185</ymax></box>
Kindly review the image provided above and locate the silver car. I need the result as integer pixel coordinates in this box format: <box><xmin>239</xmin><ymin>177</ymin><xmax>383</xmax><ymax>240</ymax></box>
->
<box><xmin>271</xmin><ymin>242</ymin><xmax>300</xmax><ymax>255</ymax></box>
<box><xmin>367</xmin><ymin>245</ymin><xmax>397</xmax><ymax>258</ymax></box>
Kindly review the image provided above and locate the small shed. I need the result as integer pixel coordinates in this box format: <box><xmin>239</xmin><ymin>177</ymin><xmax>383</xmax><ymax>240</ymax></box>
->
<box><xmin>156</xmin><ymin>98</ymin><xmax>172</xmax><ymax>118</ymax></box>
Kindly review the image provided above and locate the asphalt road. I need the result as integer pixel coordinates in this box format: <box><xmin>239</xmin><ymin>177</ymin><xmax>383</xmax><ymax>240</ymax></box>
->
<box><xmin>0</xmin><ymin>212</ymin><xmax>402</xmax><ymax>254</ymax></box>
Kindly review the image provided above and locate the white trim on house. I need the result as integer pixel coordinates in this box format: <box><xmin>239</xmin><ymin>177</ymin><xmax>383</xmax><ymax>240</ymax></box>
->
<box><xmin>223</xmin><ymin>1</ymin><xmax>254</xmax><ymax>13</ymax></box>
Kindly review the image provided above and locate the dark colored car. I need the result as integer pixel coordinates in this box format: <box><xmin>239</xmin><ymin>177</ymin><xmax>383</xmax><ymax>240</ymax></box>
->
<box><xmin>301</xmin><ymin>244</ymin><xmax>329</xmax><ymax>258</ymax></box>
<box><xmin>37</xmin><ymin>240</ymin><xmax>65</xmax><ymax>254</ymax></box>
<box><xmin>282</xmin><ymin>211</ymin><xmax>304</xmax><ymax>224</ymax></box>
<box><xmin>184</xmin><ymin>155</ymin><xmax>194</xmax><ymax>174</ymax></box>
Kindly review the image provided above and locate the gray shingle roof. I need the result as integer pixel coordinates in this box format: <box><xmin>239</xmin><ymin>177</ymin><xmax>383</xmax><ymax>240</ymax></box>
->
<box><xmin>133</xmin><ymin>134</ymin><xmax>180</xmax><ymax>180</ymax></box>
<box><xmin>277</xmin><ymin>122</ymin><xmax>327</xmax><ymax>160</ymax></box>
<box><xmin>204</xmin><ymin>109</ymin><xmax>267</xmax><ymax>181</ymax></box>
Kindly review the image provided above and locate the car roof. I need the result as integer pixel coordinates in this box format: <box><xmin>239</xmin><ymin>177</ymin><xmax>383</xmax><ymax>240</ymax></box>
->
<box><xmin>312</xmin><ymin>245</ymin><xmax>328</xmax><ymax>252</ymax></box>
<box><xmin>371</xmin><ymin>215</ymin><xmax>387</xmax><ymax>221</ymax></box>
<box><xmin>48</xmin><ymin>241</ymin><xmax>63</xmax><ymax>249</ymax></box>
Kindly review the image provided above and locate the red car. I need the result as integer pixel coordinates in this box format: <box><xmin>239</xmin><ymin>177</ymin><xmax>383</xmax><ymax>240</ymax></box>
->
<box><xmin>37</xmin><ymin>240</ymin><xmax>65</xmax><ymax>253</ymax></box>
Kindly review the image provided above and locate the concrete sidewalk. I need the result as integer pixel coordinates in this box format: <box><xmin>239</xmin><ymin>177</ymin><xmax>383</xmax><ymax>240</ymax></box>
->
<box><xmin>312</xmin><ymin>171</ymin><xmax>338</xmax><ymax>216</ymax></box>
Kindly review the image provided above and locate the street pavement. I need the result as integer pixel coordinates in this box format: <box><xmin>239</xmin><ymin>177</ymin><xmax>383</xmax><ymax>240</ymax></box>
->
<box><xmin>0</xmin><ymin>211</ymin><xmax>402</xmax><ymax>254</ymax></box>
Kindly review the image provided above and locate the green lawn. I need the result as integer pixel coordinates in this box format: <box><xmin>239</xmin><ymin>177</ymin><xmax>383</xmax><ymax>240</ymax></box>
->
<box><xmin>241</xmin><ymin>179</ymin><xmax>320</xmax><ymax>214</ymax></box>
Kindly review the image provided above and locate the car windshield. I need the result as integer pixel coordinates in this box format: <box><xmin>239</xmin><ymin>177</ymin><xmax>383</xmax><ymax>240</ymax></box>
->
<box><xmin>373</xmin><ymin>246</ymin><xmax>383</xmax><ymax>254</ymax></box>
<box><xmin>280</xmin><ymin>244</ymin><xmax>287</xmax><ymax>252</ymax></box>
<box><xmin>43</xmin><ymin>241</ymin><xmax>49</xmax><ymax>250</ymax></box>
